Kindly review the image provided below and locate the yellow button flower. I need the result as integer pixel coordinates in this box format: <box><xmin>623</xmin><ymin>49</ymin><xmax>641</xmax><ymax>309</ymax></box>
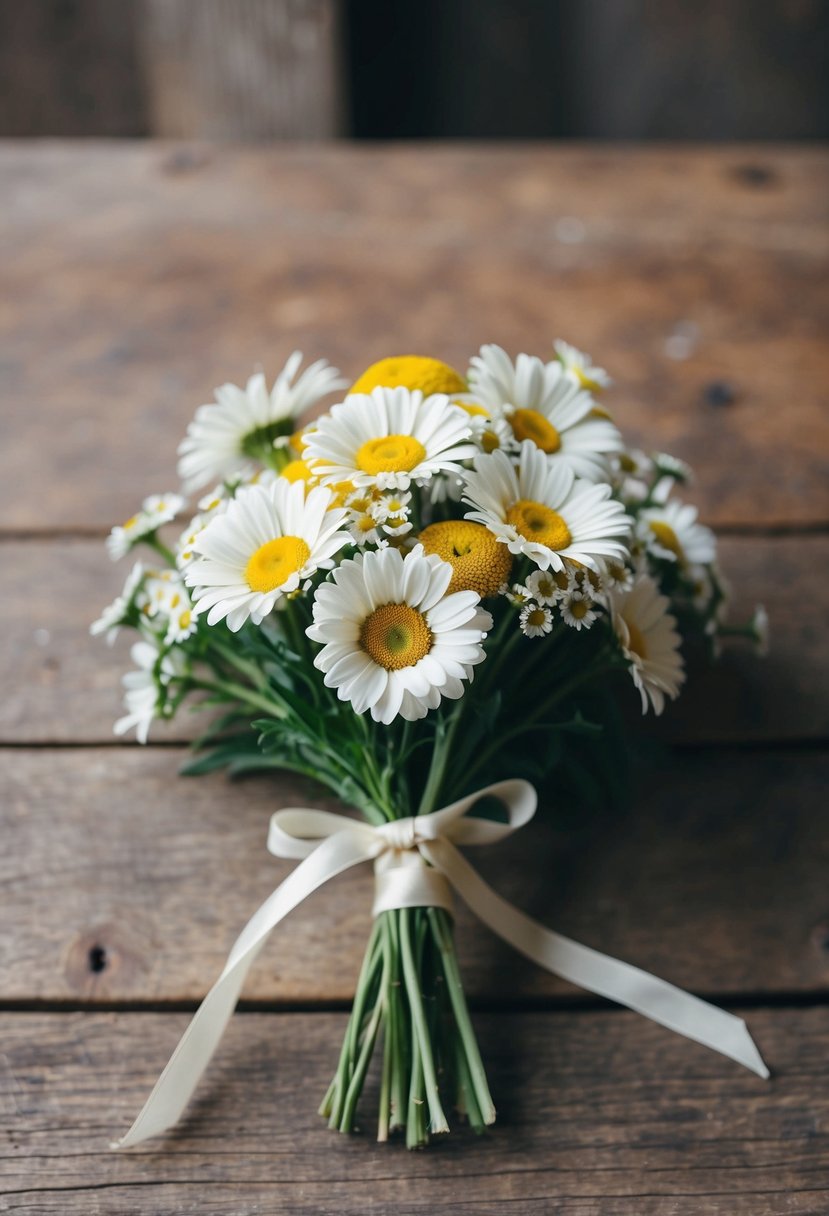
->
<box><xmin>349</xmin><ymin>355</ymin><xmax>466</xmax><ymax>398</ymax></box>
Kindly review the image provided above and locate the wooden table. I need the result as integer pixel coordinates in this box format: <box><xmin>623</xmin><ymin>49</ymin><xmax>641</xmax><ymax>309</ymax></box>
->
<box><xmin>2</xmin><ymin>142</ymin><xmax>828</xmax><ymax>1214</ymax></box>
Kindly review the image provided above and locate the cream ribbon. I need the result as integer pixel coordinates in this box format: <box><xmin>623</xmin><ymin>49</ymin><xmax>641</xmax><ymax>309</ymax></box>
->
<box><xmin>115</xmin><ymin>778</ymin><xmax>768</xmax><ymax>1148</ymax></box>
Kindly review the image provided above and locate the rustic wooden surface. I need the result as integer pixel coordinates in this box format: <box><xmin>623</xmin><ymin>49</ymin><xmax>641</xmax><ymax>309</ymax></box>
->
<box><xmin>2</xmin><ymin>143</ymin><xmax>828</xmax><ymax>1214</ymax></box>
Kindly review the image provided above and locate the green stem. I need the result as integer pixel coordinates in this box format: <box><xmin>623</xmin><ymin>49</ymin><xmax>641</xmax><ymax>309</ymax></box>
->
<box><xmin>399</xmin><ymin>909</ymin><xmax>448</xmax><ymax>1135</ymax></box>
<box><xmin>428</xmin><ymin>909</ymin><xmax>495</xmax><ymax>1125</ymax></box>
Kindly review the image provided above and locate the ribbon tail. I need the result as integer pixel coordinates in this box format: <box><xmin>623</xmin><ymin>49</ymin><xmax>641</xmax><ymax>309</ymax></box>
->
<box><xmin>424</xmin><ymin>839</ymin><xmax>769</xmax><ymax>1080</ymax></box>
<box><xmin>114</xmin><ymin>829</ymin><xmax>376</xmax><ymax>1149</ymax></box>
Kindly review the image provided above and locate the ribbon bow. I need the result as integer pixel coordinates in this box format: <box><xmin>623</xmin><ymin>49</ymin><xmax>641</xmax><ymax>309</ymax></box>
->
<box><xmin>116</xmin><ymin>778</ymin><xmax>767</xmax><ymax>1148</ymax></box>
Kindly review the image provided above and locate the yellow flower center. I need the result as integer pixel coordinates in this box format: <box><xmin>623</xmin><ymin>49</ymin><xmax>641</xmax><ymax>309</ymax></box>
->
<box><xmin>506</xmin><ymin>499</ymin><xmax>572</xmax><ymax>551</ymax></box>
<box><xmin>569</xmin><ymin>597</ymin><xmax>591</xmax><ymax>619</ymax></box>
<box><xmin>534</xmin><ymin>573</ymin><xmax>558</xmax><ymax>599</ymax></box>
<box><xmin>178</xmin><ymin>609</ymin><xmax>192</xmax><ymax>630</ymax></box>
<box><xmin>419</xmin><ymin>520</ymin><xmax>511</xmax><ymax>597</ymax></box>
<box><xmin>123</xmin><ymin>514</ymin><xmax>140</xmax><ymax>530</ymax></box>
<box><xmin>244</xmin><ymin>536</ymin><xmax>311</xmax><ymax>593</ymax></box>
<box><xmin>350</xmin><ymin>355</ymin><xmax>467</xmax><ymax>398</ymax></box>
<box><xmin>281</xmin><ymin>459</ymin><xmax>315</xmax><ymax>485</ymax></box>
<box><xmin>360</xmin><ymin>603</ymin><xmax>432</xmax><ymax>670</ymax></box>
<box><xmin>576</xmin><ymin>369</ymin><xmax>603</xmax><ymax>394</ymax></box>
<box><xmin>355</xmin><ymin>513</ymin><xmax>377</xmax><ymax>534</ymax></box>
<box><xmin>480</xmin><ymin>428</ymin><xmax>502</xmax><ymax>453</ymax></box>
<box><xmin>625</xmin><ymin>619</ymin><xmax>648</xmax><ymax>659</ymax></box>
<box><xmin>509</xmin><ymin>409</ymin><xmax>561</xmax><ymax>454</ymax></box>
<box><xmin>526</xmin><ymin>608</ymin><xmax>548</xmax><ymax>629</ymax></box>
<box><xmin>356</xmin><ymin>434</ymin><xmax>426</xmax><ymax>476</ymax></box>
<box><xmin>649</xmin><ymin>521</ymin><xmax>684</xmax><ymax>561</ymax></box>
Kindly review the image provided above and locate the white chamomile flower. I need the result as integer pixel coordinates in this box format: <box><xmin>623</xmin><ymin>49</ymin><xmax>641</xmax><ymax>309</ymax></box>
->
<box><xmin>600</xmin><ymin>558</ymin><xmax>635</xmax><ymax>592</ymax></box>
<box><xmin>106</xmin><ymin>493</ymin><xmax>186</xmax><ymax>561</ymax></box>
<box><xmin>553</xmin><ymin>339</ymin><xmax>611</xmax><ymax>392</ymax></box>
<box><xmin>519</xmin><ymin>603</ymin><xmax>553</xmax><ymax>638</ymax></box>
<box><xmin>468</xmin><ymin>345</ymin><xmax>622</xmax><ymax>480</ymax></box>
<box><xmin>560</xmin><ymin>588</ymin><xmax>598</xmax><ymax>631</ymax></box>
<box><xmin>383</xmin><ymin>516</ymin><xmax>413</xmax><ymax>538</ymax></box>
<box><xmin>90</xmin><ymin>562</ymin><xmax>146</xmax><ymax>644</ymax></box>
<box><xmin>348</xmin><ymin>510</ymin><xmax>383</xmax><ymax>547</ymax></box>
<box><xmin>609</xmin><ymin>575</ymin><xmax>685</xmax><ymax>715</ymax></box>
<box><xmin>165</xmin><ymin>602</ymin><xmax>197</xmax><ymax>645</ymax></box>
<box><xmin>463</xmin><ymin>441</ymin><xmax>631</xmax><ymax>574</ymax></box>
<box><xmin>653</xmin><ymin>452</ymin><xmax>693</xmax><ymax>486</ymax></box>
<box><xmin>467</xmin><ymin>409</ymin><xmax>514</xmax><ymax>457</ymax></box>
<box><xmin>177</xmin><ymin>352</ymin><xmax>346</xmax><ymax>493</ymax></box>
<box><xmin>370</xmin><ymin>490</ymin><xmax>412</xmax><ymax>524</ymax></box>
<box><xmin>638</xmin><ymin>500</ymin><xmax>716</xmax><ymax>566</ymax></box>
<box><xmin>525</xmin><ymin>569</ymin><xmax>563</xmax><ymax>606</ymax></box>
<box><xmin>305</xmin><ymin>386</ymin><xmax>477</xmax><ymax>492</ymax></box>
<box><xmin>306</xmin><ymin>544</ymin><xmax>492</xmax><ymax>724</ymax></box>
<box><xmin>185</xmin><ymin>480</ymin><xmax>350</xmax><ymax>632</ymax></box>
<box><xmin>114</xmin><ymin>638</ymin><xmax>187</xmax><ymax>743</ymax></box>
<box><xmin>502</xmin><ymin>582</ymin><xmax>532</xmax><ymax>607</ymax></box>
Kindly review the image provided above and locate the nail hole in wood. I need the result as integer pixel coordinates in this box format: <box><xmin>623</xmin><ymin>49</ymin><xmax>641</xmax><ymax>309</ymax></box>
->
<box><xmin>88</xmin><ymin>944</ymin><xmax>107</xmax><ymax>974</ymax></box>
<box><xmin>704</xmin><ymin>381</ymin><xmax>737</xmax><ymax>407</ymax></box>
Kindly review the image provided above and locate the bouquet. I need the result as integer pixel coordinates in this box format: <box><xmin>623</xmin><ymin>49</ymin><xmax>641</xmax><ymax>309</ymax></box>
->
<box><xmin>95</xmin><ymin>345</ymin><xmax>769</xmax><ymax>1150</ymax></box>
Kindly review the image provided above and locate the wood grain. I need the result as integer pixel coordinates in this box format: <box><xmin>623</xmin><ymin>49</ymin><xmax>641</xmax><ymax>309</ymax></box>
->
<box><xmin>2</xmin><ymin>534</ymin><xmax>825</xmax><ymax>745</ymax></box>
<box><xmin>1</xmin><ymin>1009</ymin><xmax>826</xmax><ymax>1214</ymax></box>
<box><xmin>3</xmin><ymin>746</ymin><xmax>827</xmax><ymax>1005</ymax></box>
<box><xmin>1</xmin><ymin>144</ymin><xmax>827</xmax><ymax>530</ymax></box>
<box><xmin>141</xmin><ymin>0</ymin><xmax>345</xmax><ymax>140</ymax></box>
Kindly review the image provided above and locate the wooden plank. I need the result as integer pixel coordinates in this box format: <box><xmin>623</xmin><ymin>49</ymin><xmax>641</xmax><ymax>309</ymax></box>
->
<box><xmin>2</xmin><ymin>535</ymin><xmax>825</xmax><ymax>746</ymax></box>
<box><xmin>3</xmin><ymin>746</ymin><xmax>827</xmax><ymax>1004</ymax></box>
<box><xmin>0</xmin><ymin>2</ymin><xmax>148</xmax><ymax>138</ymax></box>
<box><xmin>1</xmin><ymin>144</ymin><xmax>826</xmax><ymax>530</ymax></box>
<box><xmin>1</xmin><ymin>1009</ymin><xmax>826</xmax><ymax>1213</ymax></box>
<box><xmin>141</xmin><ymin>0</ymin><xmax>345</xmax><ymax>139</ymax></box>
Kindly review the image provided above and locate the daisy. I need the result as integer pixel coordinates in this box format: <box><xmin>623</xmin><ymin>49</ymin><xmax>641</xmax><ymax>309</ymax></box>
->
<box><xmin>609</xmin><ymin>575</ymin><xmax>685</xmax><ymax>715</ymax></box>
<box><xmin>184</xmin><ymin>480</ymin><xmax>350</xmax><ymax>632</ymax></box>
<box><xmin>114</xmin><ymin>638</ymin><xmax>187</xmax><ymax>743</ymax></box>
<box><xmin>553</xmin><ymin>339</ymin><xmax>611</xmax><ymax>392</ymax></box>
<box><xmin>106</xmin><ymin>493</ymin><xmax>185</xmax><ymax>561</ymax></box>
<box><xmin>177</xmin><ymin>352</ymin><xmax>345</xmax><ymax>493</ymax></box>
<box><xmin>418</xmin><ymin>519</ymin><xmax>512</xmax><ymax>597</ymax></box>
<box><xmin>463</xmin><ymin>441</ymin><xmax>631</xmax><ymax>574</ymax></box>
<box><xmin>467</xmin><ymin>345</ymin><xmax>622</xmax><ymax>480</ymax></box>
<box><xmin>306</xmin><ymin>544</ymin><xmax>492</xmax><ymax>724</ymax></box>
<box><xmin>525</xmin><ymin>568</ymin><xmax>565</xmax><ymax>605</ymax></box>
<box><xmin>638</xmin><ymin>500</ymin><xmax>716</xmax><ymax>567</ymax></box>
<box><xmin>519</xmin><ymin>603</ymin><xmax>553</xmax><ymax>638</ymax></box>
<box><xmin>90</xmin><ymin>562</ymin><xmax>146</xmax><ymax>643</ymax></box>
<box><xmin>304</xmin><ymin>386</ymin><xmax>477</xmax><ymax>492</ymax></box>
<box><xmin>560</xmin><ymin>588</ymin><xmax>598</xmax><ymax>631</ymax></box>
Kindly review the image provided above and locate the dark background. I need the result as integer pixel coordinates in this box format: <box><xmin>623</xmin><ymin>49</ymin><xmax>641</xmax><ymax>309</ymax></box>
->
<box><xmin>1</xmin><ymin>0</ymin><xmax>827</xmax><ymax>141</ymax></box>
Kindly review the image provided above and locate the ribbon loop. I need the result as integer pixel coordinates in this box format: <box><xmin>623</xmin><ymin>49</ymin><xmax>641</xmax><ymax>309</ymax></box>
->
<box><xmin>115</xmin><ymin>777</ymin><xmax>768</xmax><ymax>1150</ymax></box>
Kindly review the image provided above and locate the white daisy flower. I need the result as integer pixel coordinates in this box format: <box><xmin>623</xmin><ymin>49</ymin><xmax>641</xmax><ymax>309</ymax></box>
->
<box><xmin>370</xmin><ymin>490</ymin><xmax>412</xmax><ymax>524</ymax></box>
<box><xmin>184</xmin><ymin>480</ymin><xmax>350</xmax><ymax>632</ymax></box>
<box><xmin>106</xmin><ymin>493</ymin><xmax>185</xmax><ymax>561</ymax></box>
<box><xmin>177</xmin><ymin>352</ymin><xmax>346</xmax><ymax>493</ymax></box>
<box><xmin>560</xmin><ymin>588</ymin><xmax>598</xmax><ymax>631</ymax></box>
<box><xmin>501</xmin><ymin>582</ymin><xmax>532</xmax><ymax>607</ymax></box>
<box><xmin>519</xmin><ymin>603</ymin><xmax>553</xmax><ymax>638</ymax></box>
<box><xmin>553</xmin><ymin>339</ymin><xmax>611</xmax><ymax>392</ymax></box>
<box><xmin>638</xmin><ymin>500</ymin><xmax>716</xmax><ymax>566</ymax></box>
<box><xmin>609</xmin><ymin>575</ymin><xmax>685</xmax><ymax>715</ymax></box>
<box><xmin>114</xmin><ymin>638</ymin><xmax>187</xmax><ymax>743</ymax></box>
<box><xmin>304</xmin><ymin>386</ymin><xmax>477</xmax><ymax>492</ymax></box>
<box><xmin>348</xmin><ymin>510</ymin><xmax>383</xmax><ymax>547</ymax></box>
<box><xmin>165</xmin><ymin>603</ymin><xmax>198</xmax><ymax>646</ymax></box>
<box><xmin>525</xmin><ymin>568</ymin><xmax>565</xmax><ymax>606</ymax></box>
<box><xmin>306</xmin><ymin>544</ymin><xmax>492</xmax><ymax>724</ymax></box>
<box><xmin>90</xmin><ymin>562</ymin><xmax>146</xmax><ymax>644</ymax></box>
<box><xmin>463</xmin><ymin>441</ymin><xmax>631</xmax><ymax>574</ymax></box>
<box><xmin>468</xmin><ymin>345</ymin><xmax>622</xmax><ymax>480</ymax></box>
